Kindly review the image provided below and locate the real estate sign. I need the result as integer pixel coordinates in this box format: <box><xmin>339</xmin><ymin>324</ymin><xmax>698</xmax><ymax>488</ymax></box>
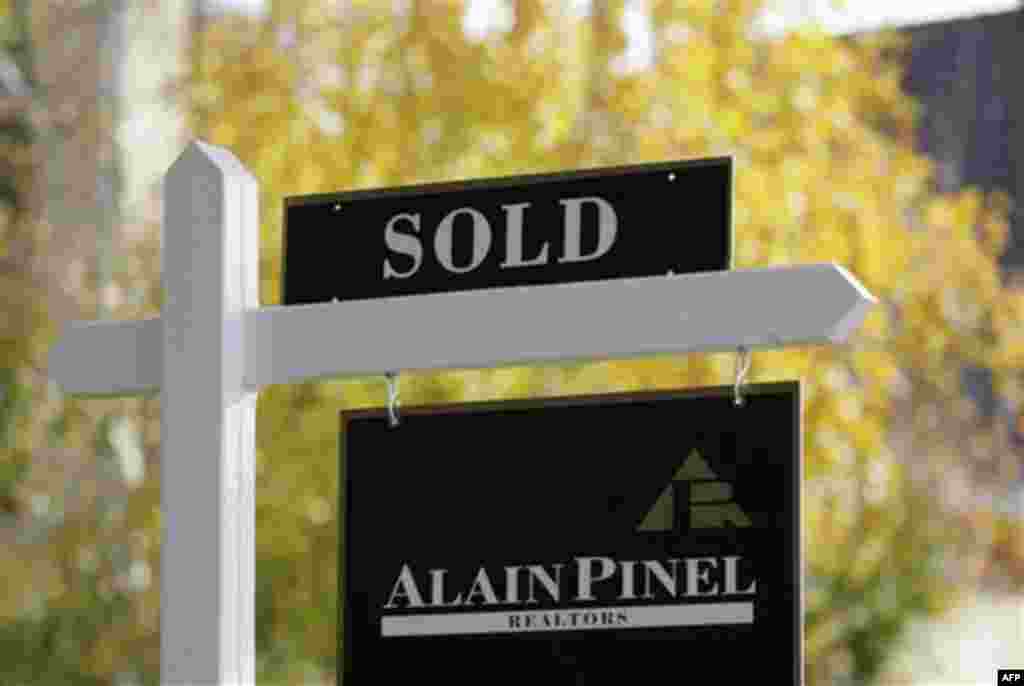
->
<box><xmin>340</xmin><ymin>382</ymin><xmax>801</xmax><ymax>684</ymax></box>
<box><xmin>284</xmin><ymin>157</ymin><xmax>731</xmax><ymax>304</ymax></box>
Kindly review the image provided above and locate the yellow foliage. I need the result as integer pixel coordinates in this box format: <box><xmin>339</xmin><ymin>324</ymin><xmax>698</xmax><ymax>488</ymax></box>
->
<box><xmin>188</xmin><ymin>2</ymin><xmax>1019</xmax><ymax>675</ymax></box>
<box><xmin>7</xmin><ymin>1</ymin><xmax>1013</xmax><ymax>683</ymax></box>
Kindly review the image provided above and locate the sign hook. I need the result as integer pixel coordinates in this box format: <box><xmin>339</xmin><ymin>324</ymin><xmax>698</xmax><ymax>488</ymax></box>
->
<box><xmin>733</xmin><ymin>347</ymin><xmax>751</xmax><ymax>407</ymax></box>
<box><xmin>385</xmin><ymin>372</ymin><xmax>401</xmax><ymax>427</ymax></box>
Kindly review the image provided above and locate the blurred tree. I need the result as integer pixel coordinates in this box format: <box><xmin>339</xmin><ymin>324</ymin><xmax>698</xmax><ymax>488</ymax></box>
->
<box><xmin>1</xmin><ymin>2</ymin><xmax>163</xmax><ymax>685</ymax></box>
<box><xmin>182</xmin><ymin>1</ymin><xmax>1024</xmax><ymax>683</ymax></box>
<box><xmin>3</xmin><ymin>0</ymin><xmax>1023</xmax><ymax>684</ymax></box>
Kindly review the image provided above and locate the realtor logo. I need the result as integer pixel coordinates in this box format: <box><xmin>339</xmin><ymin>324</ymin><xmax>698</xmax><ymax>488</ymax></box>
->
<box><xmin>379</xmin><ymin>554</ymin><xmax>758</xmax><ymax>638</ymax></box>
<box><xmin>341</xmin><ymin>386</ymin><xmax>802</xmax><ymax>683</ymax></box>
<box><xmin>637</xmin><ymin>448</ymin><xmax>752</xmax><ymax>533</ymax></box>
<box><xmin>377</xmin><ymin>447</ymin><xmax>762</xmax><ymax>639</ymax></box>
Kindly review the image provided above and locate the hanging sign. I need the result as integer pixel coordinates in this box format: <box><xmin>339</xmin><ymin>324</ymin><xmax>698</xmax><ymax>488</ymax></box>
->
<box><xmin>340</xmin><ymin>382</ymin><xmax>801</xmax><ymax>684</ymax></box>
<box><xmin>284</xmin><ymin>157</ymin><xmax>731</xmax><ymax>304</ymax></box>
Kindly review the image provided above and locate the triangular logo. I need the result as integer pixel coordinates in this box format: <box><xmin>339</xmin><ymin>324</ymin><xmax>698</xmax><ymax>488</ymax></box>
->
<box><xmin>637</xmin><ymin>448</ymin><xmax>752</xmax><ymax>532</ymax></box>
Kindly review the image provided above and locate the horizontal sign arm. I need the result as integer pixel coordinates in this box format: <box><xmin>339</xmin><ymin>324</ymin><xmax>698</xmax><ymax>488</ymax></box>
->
<box><xmin>247</xmin><ymin>262</ymin><xmax>874</xmax><ymax>388</ymax></box>
<box><xmin>49</xmin><ymin>316</ymin><xmax>163</xmax><ymax>396</ymax></box>
<box><xmin>49</xmin><ymin>263</ymin><xmax>876</xmax><ymax>396</ymax></box>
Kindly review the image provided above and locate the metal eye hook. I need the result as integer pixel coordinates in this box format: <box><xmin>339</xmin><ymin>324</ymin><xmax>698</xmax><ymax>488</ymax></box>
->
<box><xmin>385</xmin><ymin>372</ymin><xmax>400</xmax><ymax>427</ymax></box>
<box><xmin>734</xmin><ymin>347</ymin><xmax>751</xmax><ymax>407</ymax></box>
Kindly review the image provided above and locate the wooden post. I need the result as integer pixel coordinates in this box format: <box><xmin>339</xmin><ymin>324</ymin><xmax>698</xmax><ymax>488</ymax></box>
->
<box><xmin>161</xmin><ymin>141</ymin><xmax>257</xmax><ymax>685</ymax></box>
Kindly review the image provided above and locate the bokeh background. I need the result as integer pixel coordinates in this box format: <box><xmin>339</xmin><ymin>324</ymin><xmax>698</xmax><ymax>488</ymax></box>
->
<box><xmin>1</xmin><ymin>1</ymin><xmax>1022</xmax><ymax>684</ymax></box>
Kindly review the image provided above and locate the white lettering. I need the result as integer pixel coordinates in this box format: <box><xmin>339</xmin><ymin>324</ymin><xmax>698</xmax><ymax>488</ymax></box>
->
<box><xmin>642</xmin><ymin>560</ymin><xmax>679</xmax><ymax>599</ymax></box>
<box><xmin>619</xmin><ymin>560</ymin><xmax>637</xmax><ymax>600</ymax></box>
<box><xmin>429</xmin><ymin>568</ymin><xmax>463</xmax><ymax>607</ymax></box>
<box><xmin>526</xmin><ymin>564</ymin><xmax>563</xmax><ymax>604</ymax></box>
<box><xmin>723</xmin><ymin>556</ymin><xmax>757</xmax><ymax>595</ymax></box>
<box><xmin>382</xmin><ymin>213</ymin><xmax>423</xmax><ymax>278</ymax></box>
<box><xmin>505</xmin><ymin>566</ymin><xmax>521</xmax><ymax>604</ymax></box>
<box><xmin>465</xmin><ymin>567</ymin><xmax>500</xmax><ymax>606</ymax></box>
<box><xmin>576</xmin><ymin>556</ymin><xmax>616</xmax><ymax>601</ymax></box>
<box><xmin>685</xmin><ymin>557</ymin><xmax>720</xmax><ymax>597</ymax></box>
<box><xmin>385</xmin><ymin>564</ymin><xmax>424</xmax><ymax>609</ymax></box>
<box><xmin>435</xmin><ymin>207</ymin><xmax>491</xmax><ymax>274</ymax></box>
<box><xmin>500</xmin><ymin>202</ymin><xmax>549</xmax><ymax>268</ymax></box>
<box><xmin>558</xmin><ymin>196</ymin><xmax>618</xmax><ymax>264</ymax></box>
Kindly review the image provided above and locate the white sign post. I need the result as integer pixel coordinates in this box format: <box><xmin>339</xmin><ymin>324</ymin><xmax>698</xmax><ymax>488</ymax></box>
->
<box><xmin>48</xmin><ymin>141</ymin><xmax>876</xmax><ymax>684</ymax></box>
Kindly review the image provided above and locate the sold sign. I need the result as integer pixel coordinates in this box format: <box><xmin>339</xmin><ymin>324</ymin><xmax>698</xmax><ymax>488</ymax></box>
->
<box><xmin>283</xmin><ymin>157</ymin><xmax>731</xmax><ymax>304</ymax></box>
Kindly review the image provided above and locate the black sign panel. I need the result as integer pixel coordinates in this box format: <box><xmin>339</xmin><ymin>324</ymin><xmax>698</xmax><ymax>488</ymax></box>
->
<box><xmin>340</xmin><ymin>382</ymin><xmax>801</xmax><ymax>684</ymax></box>
<box><xmin>285</xmin><ymin>157</ymin><xmax>731</xmax><ymax>304</ymax></box>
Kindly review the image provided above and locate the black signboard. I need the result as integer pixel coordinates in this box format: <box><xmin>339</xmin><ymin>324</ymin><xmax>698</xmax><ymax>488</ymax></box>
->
<box><xmin>285</xmin><ymin>157</ymin><xmax>731</xmax><ymax>304</ymax></box>
<box><xmin>340</xmin><ymin>382</ymin><xmax>801</xmax><ymax>684</ymax></box>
